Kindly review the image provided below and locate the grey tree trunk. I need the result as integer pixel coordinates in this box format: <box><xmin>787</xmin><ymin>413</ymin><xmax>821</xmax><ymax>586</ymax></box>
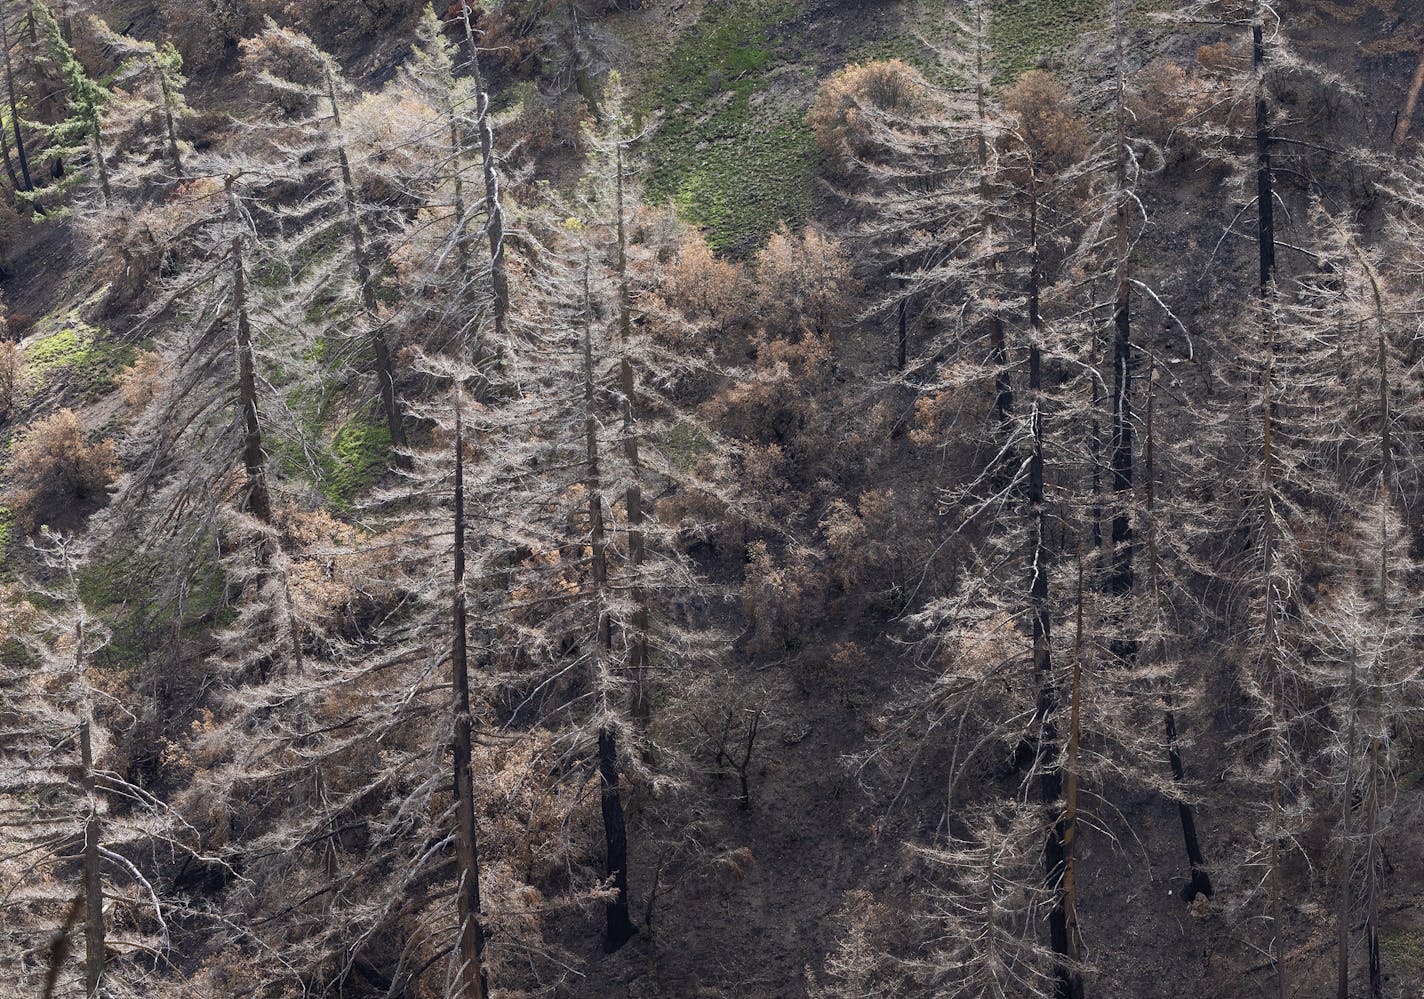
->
<box><xmin>326</xmin><ymin>67</ymin><xmax>405</xmax><ymax>451</ymax></box>
<box><xmin>460</xmin><ymin>4</ymin><xmax>510</xmax><ymax>339</ymax></box>
<box><xmin>584</xmin><ymin>261</ymin><xmax>637</xmax><ymax>953</ymax></box>
<box><xmin>451</xmin><ymin>403</ymin><xmax>490</xmax><ymax>999</ymax></box>
<box><xmin>80</xmin><ymin>717</ymin><xmax>104</xmax><ymax>998</ymax></box>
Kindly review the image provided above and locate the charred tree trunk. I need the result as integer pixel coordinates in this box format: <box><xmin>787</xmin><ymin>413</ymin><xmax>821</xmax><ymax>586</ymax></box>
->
<box><xmin>621</xmin><ymin>354</ymin><xmax>650</xmax><ymax>741</ymax></box>
<box><xmin>1107</xmin><ymin>0</ymin><xmax>1133</xmax><ymax>622</ymax></box>
<box><xmin>1</xmin><ymin>0</ymin><xmax>36</xmax><ymax>198</ymax></box>
<box><xmin>975</xmin><ymin>8</ymin><xmax>1013</xmax><ymax>482</ymax></box>
<box><xmin>451</xmin><ymin>404</ymin><xmax>490</xmax><ymax>999</ymax></box>
<box><xmin>1027</xmin><ymin>182</ymin><xmax>1083</xmax><ymax>999</ymax></box>
<box><xmin>79</xmin><ymin>717</ymin><xmax>104</xmax><ymax>999</ymax></box>
<box><xmin>1144</xmin><ymin>368</ymin><xmax>1214</xmax><ymax>900</ymax></box>
<box><xmin>1254</xmin><ymin>16</ymin><xmax>1287</xmax><ymax>998</ymax></box>
<box><xmin>153</xmin><ymin>54</ymin><xmax>182</xmax><ymax>178</ymax></box>
<box><xmin>91</xmin><ymin>129</ymin><xmax>110</xmax><ymax>204</ymax></box>
<box><xmin>228</xmin><ymin>179</ymin><xmax>272</xmax><ymax>525</ymax></box>
<box><xmin>1255</xmin><ymin>19</ymin><xmax>1276</xmax><ymax>295</ymax></box>
<box><xmin>584</xmin><ymin>262</ymin><xmax>637</xmax><ymax>953</ymax></box>
<box><xmin>326</xmin><ymin>67</ymin><xmax>404</xmax><ymax>452</ymax></box>
<box><xmin>0</xmin><ymin>118</ymin><xmax>20</xmax><ymax>194</ymax></box>
<box><xmin>896</xmin><ymin>277</ymin><xmax>908</xmax><ymax>371</ymax></box>
<box><xmin>1063</xmin><ymin>553</ymin><xmax>1084</xmax><ymax>968</ymax></box>
<box><xmin>460</xmin><ymin>3</ymin><xmax>510</xmax><ymax>338</ymax></box>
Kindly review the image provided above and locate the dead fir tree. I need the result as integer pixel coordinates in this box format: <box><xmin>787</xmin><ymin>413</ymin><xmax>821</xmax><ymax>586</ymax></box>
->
<box><xmin>0</xmin><ymin>530</ymin><xmax>178</xmax><ymax>999</ymax></box>
<box><xmin>240</xmin><ymin>23</ymin><xmax>407</xmax><ymax>452</ymax></box>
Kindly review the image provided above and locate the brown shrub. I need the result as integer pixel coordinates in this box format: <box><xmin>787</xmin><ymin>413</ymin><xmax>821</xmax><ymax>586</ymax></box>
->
<box><xmin>665</xmin><ymin>234</ymin><xmax>748</xmax><ymax>332</ymax></box>
<box><xmin>820</xmin><ymin>489</ymin><xmax>900</xmax><ymax>591</ymax></box>
<box><xmin>6</xmin><ymin>409</ymin><xmax>119</xmax><ymax>530</ymax></box>
<box><xmin>754</xmin><ymin>224</ymin><xmax>858</xmax><ymax>337</ymax></box>
<box><xmin>740</xmin><ymin>540</ymin><xmax>825</xmax><ymax>654</ymax></box>
<box><xmin>704</xmin><ymin>330</ymin><xmax>833</xmax><ymax>448</ymax></box>
<box><xmin>159</xmin><ymin>0</ymin><xmax>275</xmax><ymax>72</ymax></box>
<box><xmin>1197</xmin><ymin>41</ymin><xmax>1245</xmax><ymax>77</ymax></box>
<box><xmin>810</xmin><ymin>59</ymin><xmax>923</xmax><ymax>177</ymax></box>
<box><xmin>1002</xmin><ymin>70</ymin><xmax>1091</xmax><ymax>173</ymax></box>
<box><xmin>1128</xmin><ymin>60</ymin><xmax>1208</xmax><ymax>166</ymax></box>
<box><xmin>0</xmin><ymin>341</ymin><xmax>26</xmax><ymax>417</ymax></box>
<box><xmin>116</xmin><ymin>350</ymin><xmax>166</xmax><ymax>410</ymax></box>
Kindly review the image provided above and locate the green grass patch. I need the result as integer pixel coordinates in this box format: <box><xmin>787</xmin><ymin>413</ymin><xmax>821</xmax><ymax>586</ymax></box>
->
<box><xmin>319</xmin><ymin>417</ymin><xmax>392</xmax><ymax>508</ymax></box>
<box><xmin>1381</xmin><ymin>926</ymin><xmax>1424</xmax><ymax>978</ymax></box>
<box><xmin>24</xmin><ymin>314</ymin><xmax>137</xmax><ymax>401</ymax></box>
<box><xmin>77</xmin><ymin>546</ymin><xmax>231</xmax><ymax>672</ymax></box>
<box><xmin>989</xmin><ymin>0</ymin><xmax>1108</xmax><ymax>83</ymax></box>
<box><xmin>641</xmin><ymin>0</ymin><xmax>818</xmax><ymax>252</ymax></box>
<box><xmin>662</xmin><ymin>420</ymin><xmax>712</xmax><ymax>474</ymax></box>
<box><xmin>0</xmin><ymin>506</ymin><xmax>13</xmax><ymax>570</ymax></box>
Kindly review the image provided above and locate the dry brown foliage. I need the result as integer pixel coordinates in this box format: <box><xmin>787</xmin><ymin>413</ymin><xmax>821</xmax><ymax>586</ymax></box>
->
<box><xmin>665</xmin><ymin>233</ymin><xmax>748</xmax><ymax>332</ymax></box>
<box><xmin>116</xmin><ymin>350</ymin><xmax>165</xmax><ymax>410</ymax></box>
<box><xmin>741</xmin><ymin>539</ymin><xmax>825</xmax><ymax>654</ymax></box>
<box><xmin>0</xmin><ymin>341</ymin><xmax>25</xmax><ymax>417</ymax></box>
<box><xmin>1002</xmin><ymin>70</ymin><xmax>1091</xmax><ymax>174</ymax></box>
<box><xmin>754</xmin><ymin>224</ymin><xmax>858</xmax><ymax>338</ymax></box>
<box><xmin>810</xmin><ymin>59</ymin><xmax>924</xmax><ymax>177</ymax></box>
<box><xmin>5</xmin><ymin>409</ymin><xmax>119</xmax><ymax>530</ymax></box>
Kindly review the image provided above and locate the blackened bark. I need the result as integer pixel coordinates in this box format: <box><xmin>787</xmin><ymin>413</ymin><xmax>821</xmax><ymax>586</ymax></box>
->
<box><xmin>1254</xmin><ymin>22</ymin><xmax>1275</xmax><ymax>295</ymax></box>
<box><xmin>80</xmin><ymin>717</ymin><xmax>104</xmax><ymax>999</ymax></box>
<box><xmin>451</xmin><ymin>406</ymin><xmax>490</xmax><ymax>999</ymax></box>
<box><xmin>1027</xmin><ymin>185</ymin><xmax>1083</xmax><ymax>999</ymax></box>
<box><xmin>153</xmin><ymin>54</ymin><xmax>182</xmax><ymax>178</ymax></box>
<box><xmin>228</xmin><ymin>179</ymin><xmax>271</xmax><ymax>525</ymax></box>
<box><xmin>327</xmin><ymin>68</ymin><xmax>405</xmax><ymax>451</ymax></box>
<box><xmin>584</xmin><ymin>262</ymin><xmax>637</xmax><ymax>953</ymax></box>
<box><xmin>460</xmin><ymin>4</ymin><xmax>510</xmax><ymax>338</ymax></box>
<box><xmin>1</xmin><ymin>0</ymin><xmax>36</xmax><ymax>196</ymax></box>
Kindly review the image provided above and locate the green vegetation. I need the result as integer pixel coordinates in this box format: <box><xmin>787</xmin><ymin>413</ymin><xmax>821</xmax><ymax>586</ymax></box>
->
<box><xmin>0</xmin><ymin>507</ymin><xmax>12</xmax><ymax>568</ymax></box>
<box><xmin>1381</xmin><ymin>925</ymin><xmax>1424</xmax><ymax>979</ymax></box>
<box><xmin>24</xmin><ymin>313</ymin><xmax>137</xmax><ymax>401</ymax></box>
<box><xmin>641</xmin><ymin>0</ymin><xmax>818</xmax><ymax>252</ymax></box>
<box><xmin>989</xmin><ymin>0</ymin><xmax>1108</xmax><ymax>82</ymax></box>
<box><xmin>78</xmin><ymin>545</ymin><xmax>231</xmax><ymax>671</ymax></box>
<box><xmin>663</xmin><ymin>421</ymin><xmax>712</xmax><ymax>473</ymax></box>
<box><xmin>320</xmin><ymin>416</ymin><xmax>392</xmax><ymax>508</ymax></box>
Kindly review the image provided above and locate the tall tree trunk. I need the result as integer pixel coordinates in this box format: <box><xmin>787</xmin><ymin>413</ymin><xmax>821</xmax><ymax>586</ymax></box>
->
<box><xmin>1063</xmin><ymin>552</ymin><xmax>1084</xmax><ymax>967</ymax></box>
<box><xmin>153</xmin><ymin>54</ymin><xmax>182</xmax><ymax>178</ymax></box>
<box><xmin>1144</xmin><ymin>367</ymin><xmax>1214</xmax><ymax>901</ymax></box>
<box><xmin>584</xmin><ymin>261</ymin><xmax>637</xmax><ymax>953</ymax></box>
<box><xmin>896</xmin><ymin>277</ymin><xmax>908</xmax><ymax>371</ymax></box>
<box><xmin>0</xmin><ymin>118</ymin><xmax>21</xmax><ymax>193</ymax></box>
<box><xmin>90</xmin><ymin>128</ymin><xmax>109</xmax><ymax>204</ymax></box>
<box><xmin>1254</xmin><ymin>15</ymin><xmax>1286</xmax><ymax>997</ymax></box>
<box><xmin>228</xmin><ymin>179</ymin><xmax>272</xmax><ymax>525</ymax></box>
<box><xmin>445</xmin><ymin>90</ymin><xmax>470</xmax><ymax>274</ymax></box>
<box><xmin>460</xmin><ymin>3</ymin><xmax>510</xmax><ymax>339</ymax></box>
<box><xmin>975</xmin><ymin>6</ymin><xmax>1013</xmax><ymax>486</ymax></box>
<box><xmin>1</xmin><ymin>0</ymin><xmax>36</xmax><ymax>197</ymax></box>
<box><xmin>79</xmin><ymin>717</ymin><xmax>104</xmax><ymax>999</ymax></box>
<box><xmin>326</xmin><ymin>67</ymin><xmax>404</xmax><ymax>451</ymax></box>
<box><xmin>451</xmin><ymin>403</ymin><xmax>490</xmax><ymax>999</ymax></box>
<box><xmin>610</xmin><ymin>135</ymin><xmax>651</xmax><ymax>740</ymax></box>
<box><xmin>1335</xmin><ymin>644</ymin><xmax>1360</xmax><ymax>999</ymax></box>
<box><xmin>1107</xmin><ymin>0</ymin><xmax>1133</xmax><ymax>620</ymax></box>
<box><xmin>621</xmin><ymin>351</ymin><xmax>650</xmax><ymax>741</ymax></box>
<box><xmin>1027</xmin><ymin>181</ymin><xmax>1083</xmax><ymax>999</ymax></box>
<box><xmin>1254</xmin><ymin>18</ymin><xmax>1276</xmax><ymax>295</ymax></box>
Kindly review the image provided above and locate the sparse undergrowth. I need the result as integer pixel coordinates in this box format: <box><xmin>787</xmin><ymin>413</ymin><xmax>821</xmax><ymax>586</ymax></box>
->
<box><xmin>320</xmin><ymin>416</ymin><xmax>392</xmax><ymax>508</ymax></box>
<box><xmin>23</xmin><ymin>312</ymin><xmax>137</xmax><ymax>402</ymax></box>
<box><xmin>78</xmin><ymin>546</ymin><xmax>231</xmax><ymax>672</ymax></box>
<box><xmin>641</xmin><ymin>0</ymin><xmax>818</xmax><ymax>252</ymax></box>
<box><xmin>990</xmin><ymin>0</ymin><xmax>1109</xmax><ymax>82</ymax></box>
